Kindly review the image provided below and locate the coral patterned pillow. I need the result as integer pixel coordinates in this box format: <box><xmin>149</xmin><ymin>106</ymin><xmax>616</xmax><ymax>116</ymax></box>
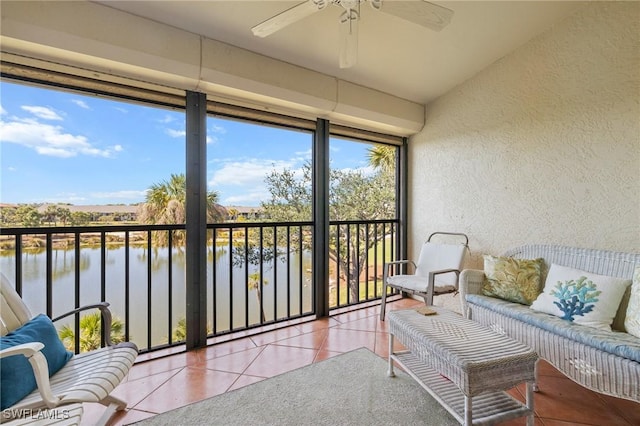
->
<box><xmin>624</xmin><ymin>266</ymin><xmax>640</xmax><ymax>338</ymax></box>
<box><xmin>530</xmin><ymin>264</ymin><xmax>632</xmax><ymax>331</ymax></box>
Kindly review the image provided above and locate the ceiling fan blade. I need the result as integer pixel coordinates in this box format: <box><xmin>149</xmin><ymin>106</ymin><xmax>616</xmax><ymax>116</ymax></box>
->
<box><xmin>379</xmin><ymin>0</ymin><xmax>453</xmax><ymax>32</ymax></box>
<box><xmin>339</xmin><ymin>9</ymin><xmax>359</xmax><ymax>68</ymax></box>
<box><xmin>252</xmin><ymin>0</ymin><xmax>327</xmax><ymax>38</ymax></box>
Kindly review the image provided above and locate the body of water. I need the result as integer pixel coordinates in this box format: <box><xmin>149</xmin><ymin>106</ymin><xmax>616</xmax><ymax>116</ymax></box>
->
<box><xmin>1</xmin><ymin>245</ymin><xmax>313</xmax><ymax>351</ymax></box>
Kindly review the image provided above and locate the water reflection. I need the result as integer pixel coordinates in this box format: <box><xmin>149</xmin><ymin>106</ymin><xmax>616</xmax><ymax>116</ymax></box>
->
<box><xmin>0</xmin><ymin>245</ymin><xmax>313</xmax><ymax>351</ymax></box>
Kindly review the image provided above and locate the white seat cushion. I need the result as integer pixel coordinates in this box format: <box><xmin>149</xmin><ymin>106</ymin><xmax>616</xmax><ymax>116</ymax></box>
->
<box><xmin>387</xmin><ymin>275</ymin><xmax>456</xmax><ymax>294</ymax></box>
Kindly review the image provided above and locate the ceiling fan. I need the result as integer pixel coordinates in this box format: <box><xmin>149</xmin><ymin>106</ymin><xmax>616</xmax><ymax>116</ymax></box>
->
<box><xmin>251</xmin><ymin>0</ymin><xmax>454</xmax><ymax>69</ymax></box>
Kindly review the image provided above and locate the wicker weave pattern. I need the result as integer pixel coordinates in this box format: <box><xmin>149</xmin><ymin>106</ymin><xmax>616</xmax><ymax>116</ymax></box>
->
<box><xmin>461</xmin><ymin>244</ymin><xmax>640</xmax><ymax>402</ymax></box>
<box><xmin>388</xmin><ymin>308</ymin><xmax>537</xmax><ymax>397</ymax></box>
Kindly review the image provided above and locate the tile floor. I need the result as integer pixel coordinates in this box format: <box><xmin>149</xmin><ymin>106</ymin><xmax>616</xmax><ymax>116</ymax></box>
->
<box><xmin>82</xmin><ymin>298</ymin><xmax>640</xmax><ymax>426</ymax></box>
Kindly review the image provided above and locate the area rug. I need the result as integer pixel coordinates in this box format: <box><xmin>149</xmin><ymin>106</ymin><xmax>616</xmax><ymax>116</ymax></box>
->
<box><xmin>134</xmin><ymin>348</ymin><xmax>457</xmax><ymax>426</ymax></box>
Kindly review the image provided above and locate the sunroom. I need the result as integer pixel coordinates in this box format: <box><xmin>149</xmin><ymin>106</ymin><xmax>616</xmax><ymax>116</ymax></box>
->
<box><xmin>1</xmin><ymin>1</ymin><xmax>638</xmax><ymax>425</ymax></box>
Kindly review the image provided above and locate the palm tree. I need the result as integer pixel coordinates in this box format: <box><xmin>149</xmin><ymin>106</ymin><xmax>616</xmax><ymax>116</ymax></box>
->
<box><xmin>58</xmin><ymin>312</ymin><xmax>125</xmax><ymax>352</ymax></box>
<box><xmin>170</xmin><ymin>317</ymin><xmax>212</xmax><ymax>342</ymax></box>
<box><xmin>367</xmin><ymin>144</ymin><xmax>396</xmax><ymax>172</ymax></box>
<box><xmin>137</xmin><ymin>173</ymin><xmax>227</xmax><ymax>245</ymax></box>
<box><xmin>248</xmin><ymin>272</ymin><xmax>267</xmax><ymax>323</ymax></box>
<box><xmin>227</xmin><ymin>208</ymin><xmax>239</xmax><ymax>221</ymax></box>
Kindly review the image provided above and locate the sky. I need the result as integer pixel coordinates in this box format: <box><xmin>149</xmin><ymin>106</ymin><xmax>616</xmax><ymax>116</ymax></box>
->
<box><xmin>0</xmin><ymin>81</ymin><xmax>375</xmax><ymax>207</ymax></box>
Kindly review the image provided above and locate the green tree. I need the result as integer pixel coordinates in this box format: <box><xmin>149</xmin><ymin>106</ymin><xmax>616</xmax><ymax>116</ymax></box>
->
<box><xmin>227</xmin><ymin>208</ymin><xmax>239</xmax><ymax>221</ymax></box>
<box><xmin>367</xmin><ymin>144</ymin><xmax>396</xmax><ymax>173</ymax></box>
<box><xmin>248</xmin><ymin>272</ymin><xmax>268</xmax><ymax>322</ymax></box>
<box><xmin>43</xmin><ymin>205</ymin><xmax>59</xmax><ymax>226</ymax></box>
<box><xmin>70</xmin><ymin>211</ymin><xmax>91</xmax><ymax>226</ymax></box>
<box><xmin>230</xmin><ymin>244</ymin><xmax>273</xmax><ymax>322</ymax></box>
<box><xmin>260</xmin><ymin>160</ymin><xmax>395</xmax><ymax>303</ymax></box>
<box><xmin>170</xmin><ymin>317</ymin><xmax>212</xmax><ymax>342</ymax></box>
<box><xmin>58</xmin><ymin>312</ymin><xmax>125</xmax><ymax>352</ymax></box>
<box><xmin>16</xmin><ymin>205</ymin><xmax>42</xmax><ymax>227</ymax></box>
<box><xmin>0</xmin><ymin>206</ymin><xmax>18</xmax><ymax>226</ymax></box>
<box><xmin>137</xmin><ymin>173</ymin><xmax>227</xmax><ymax>245</ymax></box>
<box><xmin>57</xmin><ymin>207</ymin><xmax>72</xmax><ymax>226</ymax></box>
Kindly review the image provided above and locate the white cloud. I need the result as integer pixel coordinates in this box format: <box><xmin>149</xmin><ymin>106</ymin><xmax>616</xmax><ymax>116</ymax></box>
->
<box><xmin>158</xmin><ymin>114</ymin><xmax>175</xmax><ymax>124</ymax></box>
<box><xmin>209</xmin><ymin>158</ymin><xmax>306</xmax><ymax>207</ymax></box>
<box><xmin>338</xmin><ymin>165</ymin><xmax>376</xmax><ymax>177</ymax></box>
<box><xmin>71</xmin><ymin>99</ymin><xmax>90</xmax><ymax>110</ymax></box>
<box><xmin>0</xmin><ymin>105</ymin><xmax>6</xmax><ymax>115</ymax></box>
<box><xmin>163</xmin><ymin>122</ymin><xmax>224</xmax><ymax>143</ymax></box>
<box><xmin>22</xmin><ymin>106</ymin><xmax>63</xmax><ymax>120</ymax></box>
<box><xmin>165</xmin><ymin>128</ymin><xmax>185</xmax><ymax>138</ymax></box>
<box><xmin>0</xmin><ymin>117</ymin><xmax>119</xmax><ymax>158</ymax></box>
<box><xmin>210</xmin><ymin>123</ymin><xmax>226</xmax><ymax>134</ymax></box>
<box><xmin>223</xmin><ymin>192</ymin><xmax>268</xmax><ymax>206</ymax></box>
<box><xmin>209</xmin><ymin>158</ymin><xmax>297</xmax><ymax>187</ymax></box>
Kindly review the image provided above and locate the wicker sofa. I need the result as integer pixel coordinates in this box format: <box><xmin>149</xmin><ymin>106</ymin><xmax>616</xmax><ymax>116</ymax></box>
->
<box><xmin>459</xmin><ymin>244</ymin><xmax>640</xmax><ymax>403</ymax></box>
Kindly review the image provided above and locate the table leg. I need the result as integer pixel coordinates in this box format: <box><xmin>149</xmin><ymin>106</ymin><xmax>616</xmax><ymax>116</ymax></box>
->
<box><xmin>526</xmin><ymin>381</ymin><xmax>535</xmax><ymax>426</ymax></box>
<box><xmin>387</xmin><ymin>333</ymin><xmax>395</xmax><ymax>377</ymax></box>
<box><xmin>464</xmin><ymin>395</ymin><xmax>472</xmax><ymax>425</ymax></box>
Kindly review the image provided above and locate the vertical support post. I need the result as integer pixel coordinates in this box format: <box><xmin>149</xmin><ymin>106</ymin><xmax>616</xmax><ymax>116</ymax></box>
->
<box><xmin>396</xmin><ymin>137</ymin><xmax>408</xmax><ymax>267</ymax></box>
<box><xmin>313</xmin><ymin>119</ymin><xmax>330</xmax><ymax>317</ymax></box>
<box><xmin>185</xmin><ymin>91</ymin><xmax>207</xmax><ymax>350</ymax></box>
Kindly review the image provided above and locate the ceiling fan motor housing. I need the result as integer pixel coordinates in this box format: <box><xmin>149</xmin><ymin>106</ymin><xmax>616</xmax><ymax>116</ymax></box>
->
<box><xmin>337</xmin><ymin>0</ymin><xmax>360</xmax><ymax>9</ymax></box>
<box><xmin>252</xmin><ymin>0</ymin><xmax>454</xmax><ymax>68</ymax></box>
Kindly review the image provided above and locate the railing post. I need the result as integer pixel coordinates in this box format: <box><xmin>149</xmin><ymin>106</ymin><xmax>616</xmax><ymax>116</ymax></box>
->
<box><xmin>185</xmin><ymin>90</ymin><xmax>208</xmax><ymax>350</ymax></box>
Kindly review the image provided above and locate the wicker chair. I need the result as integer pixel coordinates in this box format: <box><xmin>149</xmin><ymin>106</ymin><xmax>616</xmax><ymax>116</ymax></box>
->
<box><xmin>380</xmin><ymin>232</ymin><xmax>468</xmax><ymax>320</ymax></box>
<box><xmin>0</xmin><ymin>273</ymin><xmax>138</xmax><ymax>425</ymax></box>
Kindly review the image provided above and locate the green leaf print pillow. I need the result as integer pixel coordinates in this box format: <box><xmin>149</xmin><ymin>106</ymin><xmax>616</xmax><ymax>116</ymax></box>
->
<box><xmin>531</xmin><ymin>264</ymin><xmax>632</xmax><ymax>331</ymax></box>
<box><xmin>481</xmin><ymin>255</ymin><xmax>544</xmax><ymax>305</ymax></box>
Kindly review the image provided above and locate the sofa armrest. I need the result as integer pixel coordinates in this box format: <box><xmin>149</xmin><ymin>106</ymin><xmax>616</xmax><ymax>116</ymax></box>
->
<box><xmin>459</xmin><ymin>269</ymin><xmax>486</xmax><ymax>318</ymax></box>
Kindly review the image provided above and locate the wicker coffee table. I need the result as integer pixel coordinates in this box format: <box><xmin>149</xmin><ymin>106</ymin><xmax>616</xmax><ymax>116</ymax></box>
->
<box><xmin>387</xmin><ymin>307</ymin><xmax>538</xmax><ymax>426</ymax></box>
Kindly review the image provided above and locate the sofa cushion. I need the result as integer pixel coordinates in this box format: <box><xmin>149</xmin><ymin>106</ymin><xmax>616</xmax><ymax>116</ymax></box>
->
<box><xmin>467</xmin><ymin>294</ymin><xmax>640</xmax><ymax>363</ymax></box>
<box><xmin>481</xmin><ymin>255</ymin><xmax>544</xmax><ymax>305</ymax></box>
<box><xmin>625</xmin><ymin>266</ymin><xmax>640</xmax><ymax>338</ymax></box>
<box><xmin>530</xmin><ymin>264</ymin><xmax>631</xmax><ymax>331</ymax></box>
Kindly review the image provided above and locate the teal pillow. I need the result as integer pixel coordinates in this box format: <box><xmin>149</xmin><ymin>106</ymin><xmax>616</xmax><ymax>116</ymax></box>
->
<box><xmin>0</xmin><ymin>314</ymin><xmax>73</xmax><ymax>410</ymax></box>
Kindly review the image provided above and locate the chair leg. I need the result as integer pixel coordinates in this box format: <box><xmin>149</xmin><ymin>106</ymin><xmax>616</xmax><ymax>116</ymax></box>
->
<box><xmin>423</xmin><ymin>294</ymin><xmax>433</xmax><ymax>307</ymax></box>
<box><xmin>95</xmin><ymin>395</ymin><xmax>128</xmax><ymax>426</ymax></box>
<box><xmin>380</xmin><ymin>284</ymin><xmax>388</xmax><ymax>321</ymax></box>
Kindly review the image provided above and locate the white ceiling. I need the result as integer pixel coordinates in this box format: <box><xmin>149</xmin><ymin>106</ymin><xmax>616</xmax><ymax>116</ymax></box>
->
<box><xmin>94</xmin><ymin>1</ymin><xmax>586</xmax><ymax>105</ymax></box>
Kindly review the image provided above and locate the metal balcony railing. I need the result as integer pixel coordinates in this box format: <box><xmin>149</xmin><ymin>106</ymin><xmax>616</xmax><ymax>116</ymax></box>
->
<box><xmin>0</xmin><ymin>218</ymin><xmax>397</xmax><ymax>353</ymax></box>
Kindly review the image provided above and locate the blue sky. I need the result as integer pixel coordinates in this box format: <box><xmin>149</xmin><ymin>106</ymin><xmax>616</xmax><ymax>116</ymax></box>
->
<box><xmin>0</xmin><ymin>81</ymin><xmax>375</xmax><ymax>207</ymax></box>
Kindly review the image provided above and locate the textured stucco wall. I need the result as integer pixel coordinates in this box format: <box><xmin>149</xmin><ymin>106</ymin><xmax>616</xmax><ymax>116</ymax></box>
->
<box><xmin>408</xmin><ymin>2</ymin><xmax>639</xmax><ymax>268</ymax></box>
